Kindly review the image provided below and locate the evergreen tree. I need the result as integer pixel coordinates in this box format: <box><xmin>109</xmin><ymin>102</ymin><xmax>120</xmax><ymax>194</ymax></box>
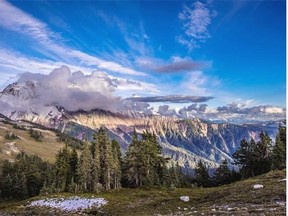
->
<box><xmin>55</xmin><ymin>145</ymin><xmax>71</xmax><ymax>191</ymax></box>
<box><xmin>69</xmin><ymin>148</ymin><xmax>78</xmax><ymax>182</ymax></box>
<box><xmin>195</xmin><ymin>160</ymin><xmax>210</xmax><ymax>187</ymax></box>
<box><xmin>92</xmin><ymin>134</ymin><xmax>101</xmax><ymax>192</ymax></box>
<box><xmin>123</xmin><ymin>129</ymin><xmax>143</xmax><ymax>187</ymax></box>
<box><xmin>233</xmin><ymin>139</ymin><xmax>255</xmax><ymax>178</ymax></box>
<box><xmin>253</xmin><ymin>132</ymin><xmax>272</xmax><ymax>175</ymax></box>
<box><xmin>77</xmin><ymin>141</ymin><xmax>92</xmax><ymax>192</ymax></box>
<box><xmin>169</xmin><ymin>162</ymin><xmax>180</xmax><ymax>187</ymax></box>
<box><xmin>111</xmin><ymin>140</ymin><xmax>122</xmax><ymax>189</ymax></box>
<box><xmin>214</xmin><ymin>159</ymin><xmax>232</xmax><ymax>186</ymax></box>
<box><xmin>272</xmin><ymin>124</ymin><xmax>286</xmax><ymax>170</ymax></box>
<box><xmin>96</xmin><ymin>127</ymin><xmax>113</xmax><ymax>191</ymax></box>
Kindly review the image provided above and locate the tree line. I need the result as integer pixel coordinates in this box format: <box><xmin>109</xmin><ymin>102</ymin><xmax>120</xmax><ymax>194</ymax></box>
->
<box><xmin>193</xmin><ymin>124</ymin><xmax>286</xmax><ymax>187</ymax></box>
<box><xmin>0</xmin><ymin>124</ymin><xmax>286</xmax><ymax>200</ymax></box>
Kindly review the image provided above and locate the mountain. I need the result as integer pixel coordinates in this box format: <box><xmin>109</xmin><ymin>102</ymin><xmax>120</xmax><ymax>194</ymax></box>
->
<box><xmin>0</xmin><ymin>82</ymin><xmax>281</xmax><ymax>172</ymax></box>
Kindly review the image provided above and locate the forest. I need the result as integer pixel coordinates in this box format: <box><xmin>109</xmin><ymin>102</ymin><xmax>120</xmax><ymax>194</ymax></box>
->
<box><xmin>0</xmin><ymin>124</ymin><xmax>286</xmax><ymax>201</ymax></box>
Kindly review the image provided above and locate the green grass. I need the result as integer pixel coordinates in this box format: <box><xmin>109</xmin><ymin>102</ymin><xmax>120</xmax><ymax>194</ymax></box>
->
<box><xmin>0</xmin><ymin>169</ymin><xmax>285</xmax><ymax>215</ymax></box>
<box><xmin>0</xmin><ymin>122</ymin><xmax>65</xmax><ymax>162</ymax></box>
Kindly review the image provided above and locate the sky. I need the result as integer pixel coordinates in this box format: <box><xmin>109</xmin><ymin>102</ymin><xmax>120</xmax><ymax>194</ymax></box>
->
<box><xmin>0</xmin><ymin>0</ymin><xmax>286</xmax><ymax>123</ymax></box>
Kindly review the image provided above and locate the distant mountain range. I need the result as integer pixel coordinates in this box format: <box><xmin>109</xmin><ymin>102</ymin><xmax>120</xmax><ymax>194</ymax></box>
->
<box><xmin>0</xmin><ymin>81</ymin><xmax>282</xmax><ymax>172</ymax></box>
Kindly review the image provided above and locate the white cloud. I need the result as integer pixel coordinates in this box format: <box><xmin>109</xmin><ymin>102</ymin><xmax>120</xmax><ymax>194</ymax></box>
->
<box><xmin>0</xmin><ymin>0</ymin><xmax>146</xmax><ymax>77</ymax></box>
<box><xmin>264</xmin><ymin>107</ymin><xmax>284</xmax><ymax>114</ymax></box>
<box><xmin>178</xmin><ymin>1</ymin><xmax>215</xmax><ymax>51</ymax></box>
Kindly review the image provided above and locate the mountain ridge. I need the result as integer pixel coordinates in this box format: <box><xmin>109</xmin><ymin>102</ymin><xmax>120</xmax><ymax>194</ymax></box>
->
<box><xmin>0</xmin><ymin>81</ymin><xmax>281</xmax><ymax>171</ymax></box>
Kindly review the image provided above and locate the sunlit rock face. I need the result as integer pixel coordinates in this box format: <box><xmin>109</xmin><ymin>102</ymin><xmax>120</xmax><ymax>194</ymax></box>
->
<box><xmin>0</xmin><ymin>82</ymin><xmax>280</xmax><ymax>172</ymax></box>
<box><xmin>2</xmin><ymin>105</ymin><xmax>278</xmax><ymax>172</ymax></box>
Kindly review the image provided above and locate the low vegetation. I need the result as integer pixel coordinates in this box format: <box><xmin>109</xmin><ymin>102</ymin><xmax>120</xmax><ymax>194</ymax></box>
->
<box><xmin>0</xmin><ymin>121</ymin><xmax>286</xmax><ymax>215</ymax></box>
<box><xmin>0</xmin><ymin>169</ymin><xmax>285</xmax><ymax>215</ymax></box>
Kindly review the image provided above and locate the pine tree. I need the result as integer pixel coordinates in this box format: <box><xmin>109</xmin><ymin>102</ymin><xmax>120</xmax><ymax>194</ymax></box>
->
<box><xmin>77</xmin><ymin>141</ymin><xmax>92</xmax><ymax>192</ymax></box>
<box><xmin>111</xmin><ymin>140</ymin><xmax>122</xmax><ymax>189</ymax></box>
<box><xmin>123</xmin><ymin>129</ymin><xmax>142</xmax><ymax>187</ymax></box>
<box><xmin>96</xmin><ymin>127</ymin><xmax>113</xmax><ymax>191</ymax></box>
<box><xmin>92</xmin><ymin>133</ymin><xmax>101</xmax><ymax>192</ymax></box>
<box><xmin>214</xmin><ymin>159</ymin><xmax>232</xmax><ymax>186</ymax></box>
<box><xmin>69</xmin><ymin>148</ymin><xmax>78</xmax><ymax>182</ymax></box>
<box><xmin>55</xmin><ymin>145</ymin><xmax>71</xmax><ymax>191</ymax></box>
<box><xmin>253</xmin><ymin>132</ymin><xmax>272</xmax><ymax>175</ymax></box>
<box><xmin>233</xmin><ymin>139</ymin><xmax>255</xmax><ymax>178</ymax></box>
<box><xmin>195</xmin><ymin>160</ymin><xmax>210</xmax><ymax>187</ymax></box>
<box><xmin>17</xmin><ymin>172</ymin><xmax>28</xmax><ymax>199</ymax></box>
<box><xmin>272</xmin><ymin>124</ymin><xmax>286</xmax><ymax>170</ymax></box>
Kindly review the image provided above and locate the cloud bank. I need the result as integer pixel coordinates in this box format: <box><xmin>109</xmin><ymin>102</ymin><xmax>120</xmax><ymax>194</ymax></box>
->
<box><xmin>0</xmin><ymin>66</ymin><xmax>121</xmax><ymax>112</ymax></box>
<box><xmin>125</xmin><ymin>95</ymin><xmax>214</xmax><ymax>103</ymax></box>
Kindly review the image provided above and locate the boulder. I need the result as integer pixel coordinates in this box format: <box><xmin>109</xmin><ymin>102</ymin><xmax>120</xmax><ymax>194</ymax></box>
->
<box><xmin>253</xmin><ymin>184</ymin><xmax>264</xmax><ymax>189</ymax></box>
<box><xmin>180</xmin><ymin>196</ymin><xmax>189</xmax><ymax>202</ymax></box>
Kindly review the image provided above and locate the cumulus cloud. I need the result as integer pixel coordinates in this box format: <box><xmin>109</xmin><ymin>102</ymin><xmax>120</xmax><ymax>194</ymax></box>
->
<box><xmin>158</xmin><ymin>105</ymin><xmax>178</xmax><ymax>117</ymax></box>
<box><xmin>216</xmin><ymin>102</ymin><xmax>286</xmax><ymax>116</ymax></box>
<box><xmin>125</xmin><ymin>95</ymin><xmax>214</xmax><ymax>103</ymax></box>
<box><xmin>178</xmin><ymin>1</ymin><xmax>216</xmax><ymax>51</ymax></box>
<box><xmin>0</xmin><ymin>66</ymin><xmax>122</xmax><ymax>112</ymax></box>
<box><xmin>121</xmin><ymin>101</ymin><xmax>154</xmax><ymax>115</ymax></box>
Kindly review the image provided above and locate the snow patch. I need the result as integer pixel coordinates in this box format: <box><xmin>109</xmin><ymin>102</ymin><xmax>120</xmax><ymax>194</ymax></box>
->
<box><xmin>29</xmin><ymin>196</ymin><xmax>107</xmax><ymax>212</ymax></box>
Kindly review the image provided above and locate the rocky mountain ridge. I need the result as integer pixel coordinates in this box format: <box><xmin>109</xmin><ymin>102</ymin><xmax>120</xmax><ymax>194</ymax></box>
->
<box><xmin>0</xmin><ymin>82</ymin><xmax>281</xmax><ymax>172</ymax></box>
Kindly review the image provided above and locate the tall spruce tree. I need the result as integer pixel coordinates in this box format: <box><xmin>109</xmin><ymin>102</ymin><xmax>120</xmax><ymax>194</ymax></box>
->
<box><xmin>272</xmin><ymin>124</ymin><xmax>286</xmax><ymax>170</ymax></box>
<box><xmin>111</xmin><ymin>140</ymin><xmax>122</xmax><ymax>189</ymax></box>
<box><xmin>77</xmin><ymin>141</ymin><xmax>92</xmax><ymax>192</ymax></box>
<box><xmin>96</xmin><ymin>127</ymin><xmax>113</xmax><ymax>191</ymax></box>
<box><xmin>214</xmin><ymin>159</ymin><xmax>232</xmax><ymax>186</ymax></box>
<box><xmin>253</xmin><ymin>132</ymin><xmax>272</xmax><ymax>175</ymax></box>
<box><xmin>195</xmin><ymin>160</ymin><xmax>210</xmax><ymax>187</ymax></box>
<box><xmin>233</xmin><ymin>138</ymin><xmax>255</xmax><ymax>178</ymax></box>
<box><xmin>92</xmin><ymin>133</ymin><xmax>101</xmax><ymax>192</ymax></box>
<box><xmin>123</xmin><ymin>129</ymin><xmax>142</xmax><ymax>187</ymax></box>
<box><xmin>55</xmin><ymin>145</ymin><xmax>71</xmax><ymax>191</ymax></box>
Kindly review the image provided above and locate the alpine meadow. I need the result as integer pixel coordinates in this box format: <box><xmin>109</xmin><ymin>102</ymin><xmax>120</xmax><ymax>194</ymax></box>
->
<box><xmin>0</xmin><ymin>0</ymin><xmax>286</xmax><ymax>215</ymax></box>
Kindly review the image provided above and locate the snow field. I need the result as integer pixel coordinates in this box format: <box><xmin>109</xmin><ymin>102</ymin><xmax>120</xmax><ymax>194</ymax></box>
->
<box><xmin>29</xmin><ymin>196</ymin><xmax>108</xmax><ymax>212</ymax></box>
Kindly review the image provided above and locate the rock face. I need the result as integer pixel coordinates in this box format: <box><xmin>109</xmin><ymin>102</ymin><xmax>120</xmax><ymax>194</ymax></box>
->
<box><xmin>0</xmin><ymin>82</ymin><xmax>280</xmax><ymax>172</ymax></box>
<box><xmin>1</xmin><ymin>107</ymin><xmax>279</xmax><ymax>172</ymax></box>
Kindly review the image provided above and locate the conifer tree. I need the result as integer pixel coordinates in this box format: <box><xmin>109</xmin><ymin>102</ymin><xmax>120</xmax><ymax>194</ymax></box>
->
<box><xmin>233</xmin><ymin>139</ymin><xmax>255</xmax><ymax>178</ymax></box>
<box><xmin>77</xmin><ymin>141</ymin><xmax>92</xmax><ymax>192</ymax></box>
<box><xmin>195</xmin><ymin>160</ymin><xmax>210</xmax><ymax>187</ymax></box>
<box><xmin>111</xmin><ymin>140</ymin><xmax>122</xmax><ymax>189</ymax></box>
<box><xmin>96</xmin><ymin>127</ymin><xmax>113</xmax><ymax>191</ymax></box>
<box><xmin>214</xmin><ymin>159</ymin><xmax>232</xmax><ymax>186</ymax></box>
<box><xmin>253</xmin><ymin>132</ymin><xmax>272</xmax><ymax>175</ymax></box>
<box><xmin>55</xmin><ymin>145</ymin><xmax>71</xmax><ymax>191</ymax></box>
<box><xmin>69</xmin><ymin>148</ymin><xmax>78</xmax><ymax>183</ymax></box>
<box><xmin>272</xmin><ymin>124</ymin><xmax>286</xmax><ymax>170</ymax></box>
<box><xmin>92</xmin><ymin>133</ymin><xmax>101</xmax><ymax>191</ymax></box>
<box><xmin>123</xmin><ymin>129</ymin><xmax>142</xmax><ymax>187</ymax></box>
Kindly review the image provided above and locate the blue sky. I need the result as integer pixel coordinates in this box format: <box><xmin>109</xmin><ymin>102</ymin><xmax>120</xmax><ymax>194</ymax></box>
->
<box><xmin>0</xmin><ymin>0</ymin><xmax>285</xmax><ymax>120</ymax></box>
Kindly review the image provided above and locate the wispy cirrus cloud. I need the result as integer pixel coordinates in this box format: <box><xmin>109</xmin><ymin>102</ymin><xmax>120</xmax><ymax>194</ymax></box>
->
<box><xmin>181</xmin><ymin>71</ymin><xmax>221</xmax><ymax>95</ymax></box>
<box><xmin>0</xmin><ymin>0</ymin><xmax>146</xmax><ymax>77</ymax></box>
<box><xmin>178</xmin><ymin>1</ymin><xmax>216</xmax><ymax>51</ymax></box>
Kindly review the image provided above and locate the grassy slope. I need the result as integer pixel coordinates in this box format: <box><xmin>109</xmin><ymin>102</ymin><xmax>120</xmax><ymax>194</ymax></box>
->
<box><xmin>0</xmin><ymin>169</ymin><xmax>285</xmax><ymax>216</ymax></box>
<box><xmin>0</xmin><ymin>121</ymin><xmax>64</xmax><ymax>162</ymax></box>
